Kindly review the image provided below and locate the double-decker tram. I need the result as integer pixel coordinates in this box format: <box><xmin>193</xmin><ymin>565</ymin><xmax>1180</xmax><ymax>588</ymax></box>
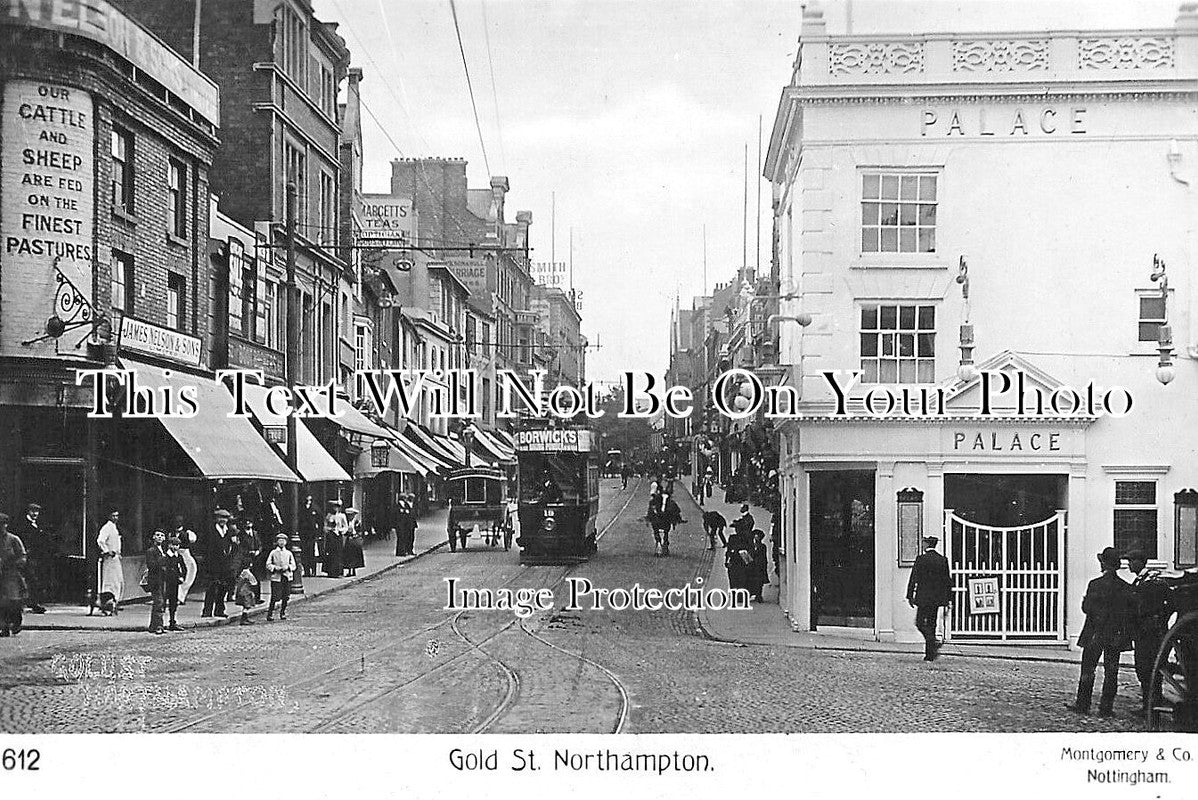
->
<box><xmin>515</xmin><ymin>427</ymin><xmax>600</xmax><ymax>564</ymax></box>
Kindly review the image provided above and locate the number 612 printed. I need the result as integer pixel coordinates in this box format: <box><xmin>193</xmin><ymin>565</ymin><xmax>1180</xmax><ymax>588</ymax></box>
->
<box><xmin>3</xmin><ymin>749</ymin><xmax>40</xmax><ymax>770</ymax></box>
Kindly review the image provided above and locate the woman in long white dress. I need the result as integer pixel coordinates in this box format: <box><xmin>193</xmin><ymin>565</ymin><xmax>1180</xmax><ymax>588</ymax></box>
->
<box><xmin>97</xmin><ymin>510</ymin><xmax>124</xmax><ymax>615</ymax></box>
<box><xmin>172</xmin><ymin>516</ymin><xmax>198</xmax><ymax>603</ymax></box>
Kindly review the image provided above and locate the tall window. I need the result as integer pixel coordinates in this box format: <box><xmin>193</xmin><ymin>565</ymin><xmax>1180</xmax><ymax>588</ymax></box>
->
<box><xmin>167</xmin><ymin>273</ymin><xmax>186</xmax><ymax>331</ymax></box>
<box><xmin>860</xmin><ymin>304</ymin><xmax>935</xmax><ymax>383</ymax></box>
<box><xmin>168</xmin><ymin>159</ymin><xmax>187</xmax><ymax>238</ymax></box>
<box><xmin>284</xmin><ymin>141</ymin><xmax>306</xmax><ymax>223</ymax></box>
<box><xmin>861</xmin><ymin>173</ymin><xmax>937</xmax><ymax>254</ymax></box>
<box><xmin>111</xmin><ymin>127</ymin><xmax>134</xmax><ymax>213</ymax></box>
<box><xmin>280</xmin><ymin>5</ymin><xmax>308</xmax><ymax>85</ymax></box>
<box><xmin>318</xmin><ymin>62</ymin><xmax>336</xmax><ymax>117</ymax></box>
<box><xmin>1138</xmin><ymin>294</ymin><xmax>1167</xmax><ymax>342</ymax></box>
<box><xmin>1114</xmin><ymin>480</ymin><xmax>1158</xmax><ymax>558</ymax></box>
<box><xmin>241</xmin><ymin>258</ymin><xmax>257</xmax><ymax>340</ymax></box>
<box><xmin>110</xmin><ymin>250</ymin><xmax>133</xmax><ymax>314</ymax></box>
<box><xmin>319</xmin><ymin>171</ymin><xmax>335</xmax><ymax>246</ymax></box>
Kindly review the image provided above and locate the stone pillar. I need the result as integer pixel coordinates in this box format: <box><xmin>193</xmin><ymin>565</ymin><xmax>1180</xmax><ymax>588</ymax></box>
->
<box><xmin>791</xmin><ymin>464</ymin><xmax>812</xmax><ymax>631</ymax></box>
<box><xmin>875</xmin><ymin>461</ymin><xmax>896</xmax><ymax>641</ymax></box>
<box><xmin>1065</xmin><ymin>469</ymin><xmax>1088</xmax><ymax>648</ymax></box>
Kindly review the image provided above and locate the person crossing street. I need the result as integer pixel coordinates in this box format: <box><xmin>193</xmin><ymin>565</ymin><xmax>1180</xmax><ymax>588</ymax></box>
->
<box><xmin>906</xmin><ymin>536</ymin><xmax>952</xmax><ymax>662</ymax></box>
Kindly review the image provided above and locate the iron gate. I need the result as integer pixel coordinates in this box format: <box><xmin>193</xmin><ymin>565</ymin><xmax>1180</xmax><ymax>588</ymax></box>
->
<box><xmin>945</xmin><ymin>509</ymin><xmax>1066</xmax><ymax>642</ymax></box>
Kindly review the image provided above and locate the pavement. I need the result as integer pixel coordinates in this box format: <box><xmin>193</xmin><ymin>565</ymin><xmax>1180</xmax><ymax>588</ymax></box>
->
<box><xmin>688</xmin><ymin>486</ymin><xmax>1127</xmax><ymax>667</ymax></box>
<box><xmin>22</xmin><ymin>506</ymin><xmax>453</xmax><ymax>632</ymax></box>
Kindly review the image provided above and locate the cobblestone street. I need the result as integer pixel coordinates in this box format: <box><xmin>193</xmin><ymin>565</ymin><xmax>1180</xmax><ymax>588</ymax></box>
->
<box><xmin>0</xmin><ymin>480</ymin><xmax>1146</xmax><ymax>734</ymax></box>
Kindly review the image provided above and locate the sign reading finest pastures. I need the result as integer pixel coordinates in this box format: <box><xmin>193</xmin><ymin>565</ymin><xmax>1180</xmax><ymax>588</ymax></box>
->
<box><xmin>0</xmin><ymin>80</ymin><xmax>94</xmax><ymax>357</ymax></box>
<box><xmin>119</xmin><ymin>316</ymin><xmax>202</xmax><ymax>367</ymax></box>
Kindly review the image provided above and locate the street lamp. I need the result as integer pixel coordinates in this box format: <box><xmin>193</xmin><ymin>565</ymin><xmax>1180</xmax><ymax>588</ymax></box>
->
<box><xmin>956</xmin><ymin>255</ymin><xmax>979</xmax><ymax>383</ymax></box>
<box><xmin>1152</xmin><ymin>254</ymin><xmax>1175</xmax><ymax>385</ymax></box>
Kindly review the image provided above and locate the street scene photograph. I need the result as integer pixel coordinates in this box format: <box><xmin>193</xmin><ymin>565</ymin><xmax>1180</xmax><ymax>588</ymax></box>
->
<box><xmin>1</xmin><ymin>0</ymin><xmax>1197</xmax><ymax>783</ymax></box>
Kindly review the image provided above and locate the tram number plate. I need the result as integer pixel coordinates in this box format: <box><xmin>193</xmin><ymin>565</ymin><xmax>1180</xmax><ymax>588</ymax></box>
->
<box><xmin>544</xmin><ymin>509</ymin><xmax>555</xmax><ymax>517</ymax></box>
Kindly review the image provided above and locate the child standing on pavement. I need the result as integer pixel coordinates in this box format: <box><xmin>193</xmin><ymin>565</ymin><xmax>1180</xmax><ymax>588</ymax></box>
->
<box><xmin>234</xmin><ymin>558</ymin><xmax>258</xmax><ymax>626</ymax></box>
<box><xmin>162</xmin><ymin>535</ymin><xmax>187</xmax><ymax>631</ymax></box>
<box><xmin>266</xmin><ymin>533</ymin><xmax>296</xmax><ymax>621</ymax></box>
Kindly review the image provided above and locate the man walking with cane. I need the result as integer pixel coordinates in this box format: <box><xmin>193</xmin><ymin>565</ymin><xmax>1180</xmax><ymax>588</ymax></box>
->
<box><xmin>906</xmin><ymin>535</ymin><xmax>952</xmax><ymax>662</ymax></box>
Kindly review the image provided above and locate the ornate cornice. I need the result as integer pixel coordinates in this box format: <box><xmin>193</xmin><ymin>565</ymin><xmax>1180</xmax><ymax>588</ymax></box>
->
<box><xmin>791</xmin><ymin>90</ymin><xmax>1198</xmax><ymax>107</ymax></box>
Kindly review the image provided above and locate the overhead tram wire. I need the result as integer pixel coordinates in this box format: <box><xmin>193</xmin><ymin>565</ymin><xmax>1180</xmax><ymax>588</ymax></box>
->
<box><xmin>448</xmin><ymin>0</ymin><xmax>493</xmax><ymax>176</ymax></box>
<box><xmin>479</xmin><ymin>0</ymin><xmax>508</xmax><ymax>172</ymax></box>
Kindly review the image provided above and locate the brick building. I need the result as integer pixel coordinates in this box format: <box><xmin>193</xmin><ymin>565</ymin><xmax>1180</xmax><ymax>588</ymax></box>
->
<box><xmin>0</xmin><ymin>0</ymin><xmax>229</xmax><ymax>601</ymax></box>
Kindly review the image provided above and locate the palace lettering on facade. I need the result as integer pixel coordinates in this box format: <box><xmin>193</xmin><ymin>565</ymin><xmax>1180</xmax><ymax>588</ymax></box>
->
<box><xmin>763</xmin><ymin>4</ymin><xmax>1198</xmax><ymax>646</ymax></box>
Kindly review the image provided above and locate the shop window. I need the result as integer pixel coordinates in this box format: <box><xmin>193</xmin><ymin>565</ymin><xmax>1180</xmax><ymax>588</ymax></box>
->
<box><xmin>284</xmin><ymin>140</ymin><xmax>306</xmax><ymax>223</ymax></box>
<box><xmin>1114</xmin><ymin>480</ymin><xmax>1157</xmax><ymax>558</ymax></box>
<box><xmin>1176</xmin><ymin>489</ymin><xmax>1198</xmax><ymax>568</ymax></box>
<box><xmin>1138</xmin><ymin>294</ymin><xmax>1166</xmax><ymax>342</ymax></box>
<box><xmin>110</xmin><ymin>250</ymin><xmax>133</xmax><ymax>314</ymax></box>
<box><xmin>111</xmin><ymin>126</ymin><xmax>134</xmax><ymax>214</ymax></box>
<box><xmin>861</xmin><ymin>172</ymin><xmax>937</xmax><ymax>254</ymax></box>
<box><xmin>168</xmin><ymin>159</ymin><xmax>187</xmax><ymax>239</ymax></box>
<box><xmin>860</xmin><ymin>303</ymin><xmax>935</xmax><ymax>383</ymax></box>
<box><xmin>167</xmin><ymin>273</ymin><xmax>186</xmax><ymax>331</ymax></box>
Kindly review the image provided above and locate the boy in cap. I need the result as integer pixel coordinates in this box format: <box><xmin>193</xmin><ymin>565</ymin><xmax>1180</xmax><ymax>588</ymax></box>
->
<box><xmin>162</xmin><ymin>535</ymin><xmax>186</xmax><ymax>631</ymax></box>
<box><xmin>906</xmin><ymin>535</ymin><xmax>952</xmax><ymax>661</ymax></box>
<box><xmin>266</xmin><ymin>532</ymin><xmax>296</xmax><ymax>621</ymax></box>
<box><xmin>1066</xmin><ymin>546</ymin><xmax>1133</xmax><ymax>717</ymax></box>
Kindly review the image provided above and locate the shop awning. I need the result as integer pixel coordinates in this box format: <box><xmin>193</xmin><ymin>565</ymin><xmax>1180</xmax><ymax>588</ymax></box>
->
<box><xmin>236</xmin><ymin>383</ymin><xmax>351</xmax><ymax>483</ymax></box>
<box><xmin>353</xmin><ymin>444</ymin><xmax>425</xmax><ymax>478</ymax></box>
<box><xmin>439</xmin><ymin>433</ymin><xmax>496</xmax><ymax>469</ymax></box>
<box><xmin>404</xmin><ymin>422</ymin><xmax>462</xmax><ymax>469</ymax></box>
<box><xmin>492</xmin><ymin>429</ymin><xmax>516</xmax><ymax>450</ymax></box>
<box><xmin>389</xmin><ymin>429</ymin><xmax>446</xmax><ymax>474</ymax></box>
<box><xmin>122</xmin><ymin>359</ymin><xmax>299</xmax><ymax>482</ymax></box>
<box><xmin>473</xmin><ymin>427</ymin><xmax>515</xmax><ymax>462</ymax></box>
<box><xmin>333</xmin><ymin>400</ymin><xmax>393</xmax><ymax>442</ymax></box>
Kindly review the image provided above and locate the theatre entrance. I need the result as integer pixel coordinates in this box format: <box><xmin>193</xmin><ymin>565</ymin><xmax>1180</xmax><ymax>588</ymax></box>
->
<box><xmin>943</xmin><ymin>473</ymin><xmax>1068</xmax><ymax>642</ymax></box>
<box><xmin>809</xmin><ymin>471</ymin><xmax>875</xmax><ymax>628</ymax></box>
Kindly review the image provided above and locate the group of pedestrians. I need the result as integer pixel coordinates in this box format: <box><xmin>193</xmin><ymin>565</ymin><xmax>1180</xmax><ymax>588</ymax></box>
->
<box><xmin>715</xmin><ymin>505</ymin><xmax>770</xmax><ymax>602</ymax></box>
<box><xmin>1065</xmin><ymin>546</ymin><xmax>1170</xmax><ymax>718</ymax></box>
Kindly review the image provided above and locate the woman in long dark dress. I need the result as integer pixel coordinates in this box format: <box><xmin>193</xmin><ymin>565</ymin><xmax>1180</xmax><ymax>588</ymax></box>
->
<box><xmin>725</xmin><ymin>519</ymin><xmax>752</xmax><ymax>597</ymax></box>
<box><xmin>749</xmin><ymin>530</ymin><xmax>769</xmax><ymax>602</ymax></box>
<box><xmin>343</xmin><ymin>508</ymin><xmax>365</xmax><ymax>577</ymax></box>
<box><xmin>323</xmin><ymin>500</ymin><xmax>347</xmax><ymax>578</ymax></box>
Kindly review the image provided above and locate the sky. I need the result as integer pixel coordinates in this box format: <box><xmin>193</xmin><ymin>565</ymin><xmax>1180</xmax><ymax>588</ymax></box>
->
<box><xmin>311</xmin><ymin>0</ymin><xmax>1178</xmax><ymax>383</ymax></box>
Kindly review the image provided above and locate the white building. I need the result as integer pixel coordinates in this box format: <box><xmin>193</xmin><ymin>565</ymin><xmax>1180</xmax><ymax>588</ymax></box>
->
<box><xmin>764</xmin><ymin>4</ymin><xmax>1198</xmax><ymax>647</ymax></box>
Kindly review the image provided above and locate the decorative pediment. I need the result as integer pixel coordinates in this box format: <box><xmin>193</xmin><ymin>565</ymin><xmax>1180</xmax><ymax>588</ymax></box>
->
<box><xmin>941</xmin><ymin>350</ymin><xmax>1074</xmax><ymax>416</ymax></box>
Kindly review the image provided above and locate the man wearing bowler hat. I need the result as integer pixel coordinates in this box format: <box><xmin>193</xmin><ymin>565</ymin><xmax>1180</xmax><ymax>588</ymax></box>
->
<box><xmin>1066</xmin><ymin>546</ymin><xmax>1134</xmax><ymax>718</ymax></box>
<box><xmin>906</xmin><ymin>535</ymin><xmax>952</xmax><ymax>661</ymax></box>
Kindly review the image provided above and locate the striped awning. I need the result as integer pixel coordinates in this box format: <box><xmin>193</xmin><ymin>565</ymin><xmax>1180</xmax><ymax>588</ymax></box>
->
<box><xmin>236</xmin><ymin>383</ymin><xmax>351</xmax><ymax>483</ymax></box>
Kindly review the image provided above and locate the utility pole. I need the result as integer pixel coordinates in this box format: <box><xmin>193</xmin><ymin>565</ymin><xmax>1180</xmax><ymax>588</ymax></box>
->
<box><xmin>742</xmin><ymin>142</ymin><xmax>748</xmax><ymax>274</ymax></box>
<box><xmin>550</xmin><ymin>191</ymin><xmax>556</xmax><ymax>266</ymax></box>
<box><xmin>285</xmin><ymin>181</ymin><xmax>304</xmax><ymax>595</ymax></box>
<box><xmin>702</xmin><ymin>224</ymin><xmax>707</xmax><ymax>296</ymax></box>
<box><xmin>756</xmin><ymin>115</ymin><xmax>762</xmax><ymax>273</ymax></box>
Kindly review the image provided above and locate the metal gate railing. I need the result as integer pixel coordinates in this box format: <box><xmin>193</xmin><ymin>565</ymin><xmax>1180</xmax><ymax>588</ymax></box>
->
<box><xmin>945</xmin><ymin>509</ymin><xmax>1065</xmax><ymax>642</ymax></box>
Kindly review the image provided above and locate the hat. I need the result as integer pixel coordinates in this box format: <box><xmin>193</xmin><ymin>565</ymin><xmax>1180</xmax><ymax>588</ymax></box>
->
<box><xmin>214</xmin><ymin>508</ymin><xmax>232</xmax><ymax>519</ymax></box>
<box><xmin>328</xmin><ymin>499</ymin><xmax>343</xmax><ymax>507</ymax></box>
<box><xmin>167</xmin><ymin>534</ymin><xmax>182</xmax><ymax>546</ymax></box>
<box><xmin>346</xmin><ymin>507</ymin><xmax>359</xmax><ymax>516</ymax></box>
<box><xmin>1098</xmin><ymin>546</ymin><xmax>1122</xmax><ymax>568</ymax></box>
<box><xmin>275</xmin><ymin>533</ymin><xmax>289</xmax><ymax>543</ymax></box>
<box><xmin>26</xmin><ymin>502</ymin><xmax>41</xmax><ymax>511</ymax></box>
<box><xmin>923</xmin><ymin>535</ymin><xmax>939</xmax><ymax>546</ymax></box>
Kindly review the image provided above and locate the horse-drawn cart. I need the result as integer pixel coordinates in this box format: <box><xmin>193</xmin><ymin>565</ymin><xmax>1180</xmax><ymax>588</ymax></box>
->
<box><xmin>445</xmin><ymin>466</ymin><xmax>512</xmax><ymax>551</ymax></box>
<box><xmin>1147</xmin><ymin>568</ymin><xmax>1198</xmax><ymax>732</ymax></box>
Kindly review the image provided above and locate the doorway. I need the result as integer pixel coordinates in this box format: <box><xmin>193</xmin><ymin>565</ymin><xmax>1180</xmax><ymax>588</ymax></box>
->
<box><xmin>20</xmin><ymin>457</ymin><xmax>89</xmax><ymax>603</ymax></box>
<box><xmin>809</xmin><ymin>470</ymin><xmax>875</xmax><ymax>627</ymax></box>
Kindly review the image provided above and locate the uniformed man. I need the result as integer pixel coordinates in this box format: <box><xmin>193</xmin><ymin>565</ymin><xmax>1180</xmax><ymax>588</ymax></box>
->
<box><xmin>1066</xmin><ymin>546</ymin><xmax>1133</xmax><ymax>718</ymax></box>
<box><xmin>906</xmin><ymin>535</ymin><xmax>952</xmax><ymax>661</ymax></box>
<box><xmin>1127</xmin><ymin>549</ymin><xmax>1168</xmax><ymax>709</ymax></box>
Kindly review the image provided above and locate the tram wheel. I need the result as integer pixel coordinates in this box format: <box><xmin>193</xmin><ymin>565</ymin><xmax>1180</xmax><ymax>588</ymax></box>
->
<box><xmin>1148</xmin><ymin>612</ymin><xmax>1198</xmax><ymax>732</ymax></box>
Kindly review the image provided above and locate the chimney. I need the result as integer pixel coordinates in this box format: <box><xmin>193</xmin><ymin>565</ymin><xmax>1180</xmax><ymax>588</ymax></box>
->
<box><xmin>515</xmin><ymin>210</ymin><xmax>532</xmax><ymax>248</ymax></box>
<box><xmin>488</xmin><ymin>175</ymin><xmax>510</xmax><ymax>228</ymax></box>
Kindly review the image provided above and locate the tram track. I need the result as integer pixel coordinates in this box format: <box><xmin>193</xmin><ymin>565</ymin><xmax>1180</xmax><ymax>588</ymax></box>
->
<box><xmin>166</xmin><ymin>480</ymin><xmax>641</xmax><ymax>734</ymax></box>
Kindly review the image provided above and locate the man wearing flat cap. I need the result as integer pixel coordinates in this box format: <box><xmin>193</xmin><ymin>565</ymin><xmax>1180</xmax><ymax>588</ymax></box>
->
<box><xmin>13</xmin><ymin>502</ymin><xmax>50</xmax><ymax>613</ymax></box>
<box><xmin>201</xmin><ymin>508</ymin><xmax>235</xmax><ymax>618</ymax></box>
<box><xmin>906</xmin><ymin>535</ymin><xmax>952</xmax><ymax>661</ymax></box>
<box><xmin>1066</xmin><ymin>546</ymin><xmax>1133</xmax><ymax>718</ymax></box>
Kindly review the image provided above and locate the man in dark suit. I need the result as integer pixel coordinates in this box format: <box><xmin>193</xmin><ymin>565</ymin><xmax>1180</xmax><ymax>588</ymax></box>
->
<box><xmin>201</xmin><ymin>509</ymin><xmax>234</xmax><ymax>618</ymax></box>
<box><xmin>1127</xmin><ymin>550</ymin><xmax>1168</xmax><ymax>709</ymax></box>
<box><xmin>906</xmin><ymin>535</ymin><xmax>952</xmax><ymax>661</ymax></box>
<box><xmin>12</xmin><ymin>503</ymin><xmax>49</xmax><ymax>613</ymax></box>
<box><xmin>1066</xmin><ymin>546</ymin><xmax>1134</xmax><ymax>718</ymax></box>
